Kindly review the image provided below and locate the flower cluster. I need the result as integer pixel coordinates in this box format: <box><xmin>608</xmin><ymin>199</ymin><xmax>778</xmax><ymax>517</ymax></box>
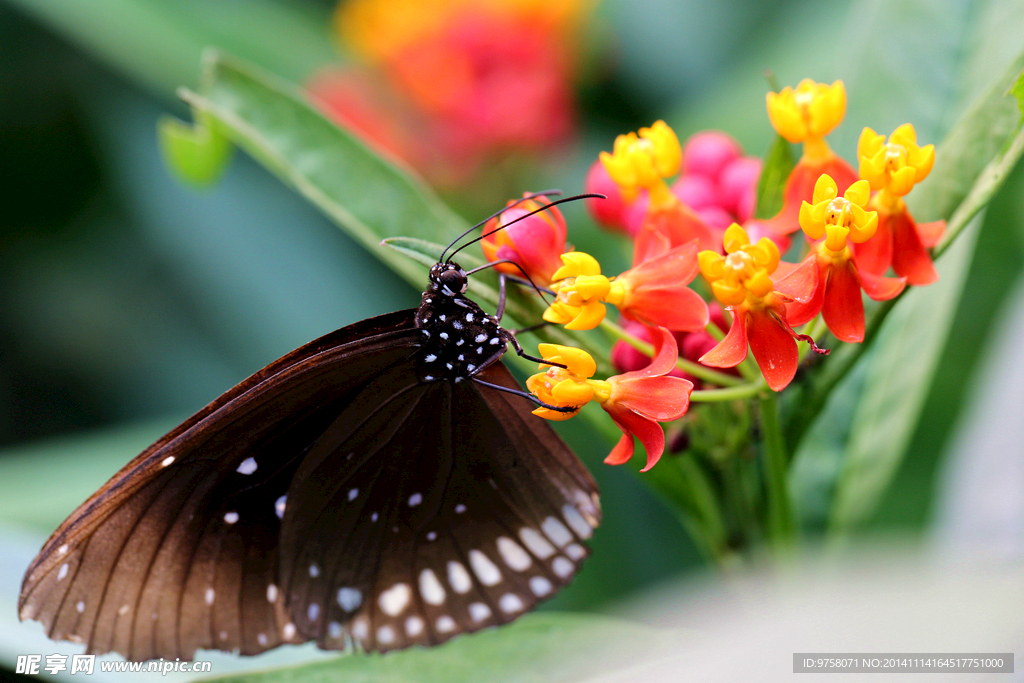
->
<box><xmin>482</xmin><ymin>78</ymin><xmax>942</xmax><ymax>472</ymax></box>
<box><xmin>308</xmin><ymin>0</ymin><xmax>590</xmax><ymax>185</ymax></box>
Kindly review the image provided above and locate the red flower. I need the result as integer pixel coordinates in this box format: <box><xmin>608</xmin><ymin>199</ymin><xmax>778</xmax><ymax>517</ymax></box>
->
<box><xmin>481</xmin><ymin>194</ymin><xmax>567</xmax><ymax>286</ymax></box>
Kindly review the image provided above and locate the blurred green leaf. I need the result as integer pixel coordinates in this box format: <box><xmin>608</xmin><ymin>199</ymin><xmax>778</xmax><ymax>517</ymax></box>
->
<box><xmin>158</xmin><ymin>109</ymin><xmax>233</xmax><ymax>186</ymax></box>
<box><xmin>753</xmin><ymin>134</ymin><xmax>794</xmax><ymax>219</ymax></box>
<box><xmin>3</xmin><ymin>0</ymin><xmax>337</xmax><ymax>97</ymax></box>
<box><xmin>179</xmin><ymin>51</ymin><xmax>469</xmax><ymax>292</ymax></box>
<box><xmin>199</xmin><ymin>613</ymin><xmax>660</xmax><ymax>683</ymax></box>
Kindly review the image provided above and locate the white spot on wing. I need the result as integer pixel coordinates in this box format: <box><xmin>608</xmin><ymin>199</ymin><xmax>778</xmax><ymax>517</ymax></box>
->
<box><xmin>161</xmin><ymin>456</ymin><xmax>174</xmax><ymax>467</ymax></box>
<box><xmin>283</xmin><ymin>622</ymin><xmax>296</xmax><ymax>640</ymax></box>
<box><xmin>565</xmin><ymin>543</ymin><xmax>586</xmax><ymax>560</ymax></box>
<box><xmin>447</xmin><ymin>561</ymin><xmax>472</xmax><ymax>594</ymax></box>
<box><xmin>405</xmin><ymin>615</ymin><xmax>424</xmax><ymax>637</ymax></box>
<box><xmin>348</xmin><ymin>488</ymin><xmax>359</xmax><ymax>501</ymax></box>
<box><xmin>469</xmin><ymin>549</ymin><xmax>502</xmax><ymax>586</ymax></box>
<box><xmin>419</xmin><ymin>568</ymin><xmax>446</xmax><ymax>605</ymax></box>
<box><xmin>377</xmin><ymin>625</ymin><xmax>395</xmax><ymax>644</ymax></box>
<box><xmin>352</xmin><ymin>617</ymin><xmax>369</xmax><ymax>641</ymax></box>
<box><xmin>57</xmin><ymin>564</ymin><xmax>68</xmax><ymax>581</ymax></box>
<box><xmin>455</xmin><ymin>504</ymin><xmax>467</xmax><ymax>514</ymax></box>
<box><xmin>309</xmin><ymin>563</ymin><xmax>320</xmax><ymax>578</ymax></box>
<box><xmin>308</xmin><ymin>603</ymin><xmax>319</xmax><ymax>621</ymax></box>
<box><xmin>205</xmin><ymin>588</ymin><xmax>215</xmax><ymax>605</ymax></box>
<box><xmin>223</xmin><ymin>511</ymin><xmax>239</xmax><ymax>524</ymax></box>
<box><xmin>379</xmin><ymin>583</ymin><xmax>411</xmax><ymax>616</ymax></box>
<box><xmin>76</xmin><ymin>601</ymin><xmax>85</xmax><ymax>613</ymax></box>
<box><xmin>552</xmin><ymin>556</ymin><xmax>574</xmax><ymax>578</ymax></box>
<box><xmin>530</xmin><ymin>576</ymin><xmax>552</xmax><ymax>596</ymax></box>
<box><xmin>338</xmin><ymin>587</ymin><xmax>362</xmax><ymax>611</ymax></box>
<box><xmin>267</xmin><ymin>584</ymin><xmax>278</xmax><ymax>603</ymax></box>
<box><xmin>408</xmin><ymin>492</ymin><xmax>423</xmax><ymax>507</ymax></box>
<box><xmin>58</xmin><ymin>544</ymin><xmax>68</xmax><ymax>555</ymax></box>
<box><xmin>562</xmin><ymin>505</ymin><xmax>593</xmax><ymax>539</ymax></box>
<box><xmin>519</xmin><ymin>527</ymin><xmax>556</xmax><ymax>559</ymax></box>
<box><xmin>118</xmin><ymin>604</ymin><xmax>130</xmax><ymax>616</ymax></box>
<box><xmin>329</xmin><ymin>622</ymin><xmax>343</xmax><ymax>639</ymax></box>
<box><xmin>236</xmin><ymin>457</ymin><xmax>257</xmax><ymax>475</ymax></box>
<box><xmin>497</xmin><ymin>537</ymin><xmax>532</xmax><ymax>571</ymax></box>
<box><xmin>542</xmin><ymin>516</ymin><xmax>572</xmax><ymax>547</ymax></box>
<box><xmin>499</xmin><ymin>593</ymin><xmax>524</xmax><ymax>613</ymax></box>
<box><xmin>436</xmin><ymin>615</ymin><xmax>456</xmax><ymax>633</ymax></box>
<box><xmin>469</xmin><ymin>602</ymin><xmax>491</xmax><ymax>622</ymax></box>
<box><xmin>258</xmin><ymin>633</ymin><xmax>268</xmax><ymax>646</ymax></box>
<box><xmin>275</xmin><ymin>495</ymin><xmax>286</xmax><ymax>519</ymax></box>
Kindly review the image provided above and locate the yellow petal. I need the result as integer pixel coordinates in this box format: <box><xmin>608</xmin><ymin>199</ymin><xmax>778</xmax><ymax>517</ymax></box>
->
<box><xmin>722</xmin><ymin>223</ymin><xmax>750</xmax><ymax>253</ymax></box>
<box><xmin>911</xmin><ymin>143</ymin><xmax>935</xmax><ymax>182</ymax></box>
<box><xmin>843</xmin><ymin>179</ymin><xmax>871</xmax><ymax>207</ymax></box>
<box><xmin>543</xmin><ymin>302</ymin><xmax>574</xmax><ymax>325</ymax></box>
<box><xmin>573</xmin><ymin>274</ymin><xmax>612</xmax><ymax>300</ymax></box>
<box><xmin>565</xmin><ymin>301</ymin><xmax>606</xmax><ymax>331</ymax></box>
<box><xmin>889</xmin><ymin>123</ymin><xmax>917</xmax><ymax>148</ymax></box>
<box><xmin>552</xmin><ymin>251</ymin><xmax>602</xmax><ymax>281</ymax></box>
<box><xmin>711</xmin><ymin>280</ymin><xmax>745</xmax><ymax>307</ymax></box>
<box><xmin>824</xmin><ymin>224</ymin><xmax>849</xmax><ymax>252</ymax></box>
<box><xmin>811</xmin><ymin>173</ymin><xmax>838</xmax><ymax>204</ymax></box>
<box><xmin>849</xmin><ymin>209</ymin><xmax>877</xmax><ymax>243</ymax></box>
<box><xmin>889</xmin><ymin>166</ymin><xmax>917</xmax><ymax>197</ymax></box>
<box><xmin>857</xmin><ymin>126</ymin><xmax>884</xmax><ymax>159</ymax></box>
<box><xmin>698</xmin><ymin>250</ymin><xmax>725</xmax><ymax>280</ymax></box>
<box><xmin>552</xmin><ymin>378</ymin><xmax>595</xmax><ymax>405</ymax></box>
<box><xmin>746</xmin><ymin>269</ymin><xmax>774</xmax><ymax>298</ymax></box>
<box><xmin>799</xmin><ymin>201</ymin><xmax>824</xmax><ymax>239</ymax></box>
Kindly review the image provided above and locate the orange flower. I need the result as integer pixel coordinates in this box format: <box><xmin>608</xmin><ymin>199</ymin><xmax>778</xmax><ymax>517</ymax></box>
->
<box><xmin>481</xmin><ymin>194</ymin><xmax>567</xmax><ymax>285</ymax></box>
<box><xmin>526</xmin><ymin>330</ymin><xmax>693</xmax><ymax>471</ymax></box>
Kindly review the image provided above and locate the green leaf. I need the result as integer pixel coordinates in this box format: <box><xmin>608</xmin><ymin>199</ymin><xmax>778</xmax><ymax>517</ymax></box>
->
<box><xmin>179</xmin><ymin>51</ymin><xmax>469</xmax><ymax>292</ymax></box>
<box><xmin>198</xmin><ymin>613</ymin><xmax>660</xmax><ymax>683</ymax></box>
<box><xmin>753</xmin><ymin>134</ymin><xmax>794</xmax><ymax>219</ymax></box>
<box><xmin>158</xmin><ymin>109</ymin><xmax>233</xmax><ymax>186</ymax></box>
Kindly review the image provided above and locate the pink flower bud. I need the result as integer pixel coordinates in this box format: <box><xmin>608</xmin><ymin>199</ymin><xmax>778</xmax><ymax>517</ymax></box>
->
<box><xmin>697</xmin><ymin>206</ymin><xmax>735</xmax><ymax>231</ymax></box>
<box><xmin>584</xmin><ymin>160</ymin><xmax>632</xmax><ymax>232</ymax></box>
<box><xmin>682</xmin><ymin>131</ymin><xmax>742</xmax><ymax>180</ymax></box>
<box><xmin>718</xmin><ymin>156</ymin><xmax>762</xmax><ymax>217</ymax></box>
<box><xmin>671</xmin><ymin>174</ymin><xmax>720</xmax><ymax>210</ymax></box>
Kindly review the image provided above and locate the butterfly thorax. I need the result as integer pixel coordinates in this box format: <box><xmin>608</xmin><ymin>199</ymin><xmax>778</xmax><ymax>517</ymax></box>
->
<box><xmin>415</xmin><ymin>262</ymin><xmax>507</xmax><ymax>383</ymax></box>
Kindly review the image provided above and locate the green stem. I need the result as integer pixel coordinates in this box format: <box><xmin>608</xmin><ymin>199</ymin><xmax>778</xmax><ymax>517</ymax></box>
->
<box><xmin>691</xmin><ymin>381</ymin><xmax>765</xmax><ymax>402</ymax></box>
<box><xmin>759</xmin><ymin>393</ymin><xmax>795</xmax><ymax>550</ymax></box>
<box><xmin>599</xmin><ymin>319</ymin><xmax>745</xmax><ymax>387</ymax></box>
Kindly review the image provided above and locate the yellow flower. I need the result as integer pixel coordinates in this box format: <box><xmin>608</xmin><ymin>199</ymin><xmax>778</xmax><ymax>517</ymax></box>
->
<box><xmin>544</xmin><ymin>252</ymin><xmax>621</xmax><ymax>330</ymax></box>
<box><xmin>698</xmin><ymin>224</ymin><xmax>780</xmax><ymax>308</ymax></box>
<box><xmin>857</xmin><ymin>124</ymin><xmax>935</xmax><ymax>197</ymax></box>
<box><xmin>766</xmin><ymin>79</ymin><xmax>846</xmax><ymax>144</ymax></box>
<box><xmin>525</xmin><ymin>344</ymin><xmax>598</xmax><ymax>420</ymax></box>
<box><xmin>798</xmin><ymin>174</ymin><xmax>878</xmax><ymax>253</ymax></box>
<box><xmin>598</xmin><ymin>121</ymin><xmax>681</xmax><ymax>206</ymax></box>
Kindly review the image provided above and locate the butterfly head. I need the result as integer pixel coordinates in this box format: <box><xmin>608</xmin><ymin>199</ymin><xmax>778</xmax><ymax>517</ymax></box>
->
<box><xmin>429</xmin><ymin>262</ymin><xmax>469</xmax><ymax>297</ymax></box>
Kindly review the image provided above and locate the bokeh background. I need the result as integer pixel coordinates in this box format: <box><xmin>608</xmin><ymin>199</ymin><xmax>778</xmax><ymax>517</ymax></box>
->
<box><xmin>1</xmin><ymin>0</ymin><xmax>1022</xmax><ymax>680</ymax></box>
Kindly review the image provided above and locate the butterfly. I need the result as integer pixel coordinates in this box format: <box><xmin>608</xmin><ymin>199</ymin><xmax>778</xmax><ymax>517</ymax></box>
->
<box><xmin>18</xmin><ymin>193</ymin><xmax>602</xmax><ymax>661</ymax></box>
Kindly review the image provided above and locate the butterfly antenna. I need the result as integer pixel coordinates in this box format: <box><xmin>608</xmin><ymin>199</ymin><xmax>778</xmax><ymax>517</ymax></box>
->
<box><xmin>446</xmin><ymin>193</ymin><xmax>606</xmax><ymax>263</ymax></box>
<box><xmin>440</xmin><ymin>189</ymin><xmax>564</xmax><ymax>263</ymax></box>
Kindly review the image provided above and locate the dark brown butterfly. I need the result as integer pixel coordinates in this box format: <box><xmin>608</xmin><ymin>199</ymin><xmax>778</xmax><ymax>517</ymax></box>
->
<box><xmin>18</xmin><ymin>193</ymin><xmax>601</xmax><ymax>661</ymax></box>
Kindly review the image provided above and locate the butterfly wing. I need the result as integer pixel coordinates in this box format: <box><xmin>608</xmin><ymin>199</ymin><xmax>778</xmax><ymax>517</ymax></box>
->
<box><xmin>18</xmin><ymin>311</ymin><xmax>421</xmax><ymax>660</ymax></box>
<box><xmin>279</xmin><ymin>361</ymin><xmax>600</xmax><ymax>652</ymax></box>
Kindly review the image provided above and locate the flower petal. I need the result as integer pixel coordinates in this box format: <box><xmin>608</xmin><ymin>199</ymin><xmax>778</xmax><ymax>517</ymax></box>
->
<box><xmin>858</xmin><ymin>268</ymin><xmax>906</xmax><ymax>301</ymax></box>
<box><xmin>746</xmin><ymin>309</ymin><xmax>798</xmax><ymax>391</ymax></box>
<box><xmin>632</xmin><ymin>202</ymin><xmax>718</xmax><ymax>266</ymax></box>
<box><xmin>773</xmin><ymin>252</ymin><xmax>820</xmax><ymax>305</ymax></box>
<box><xmin>699</xmin><ymin>307</ymin><xmax>747</xmax><ymax>368</ymax></box>
<box><xmin>622</xmin><ymin>281</ymin><xmax>709</xmax><ymax>332</ymax></box>
<box><xmin>604</xmin><ymin>407</ymin><xmax>668</xmax><ymax>472</ymax></box>
<box><xmin>890</xmin><ymin>210</ymin><xmax>938</xmax><ymax>285</ymax></box>
<box><xmin>853</xmin><ymin>213</ymin><xmax>893</xmax><ymax>276</ymax></box>
<box><xmin>821</xmin><ymin>261</ymin><xmax>865</xmax><ymax>343</ymax></box>
<box><xmin>916</xmin><ymin>219</ymin><xmax>945</xmax><ymax>248</ymax></box>
<box><xmin>612</xmin><ymin>375</ymin><xmax>692</xmax><ymax>421</ymax></box>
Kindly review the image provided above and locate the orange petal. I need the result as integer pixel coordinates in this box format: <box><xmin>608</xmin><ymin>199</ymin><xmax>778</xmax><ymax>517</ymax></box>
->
<box><xmin>821</xmin><ymin>262</ymin><xmax>865</xmax><ymax>343</ymax></box>
<box><xmin>699</xmin><ymin>307</ymin><xmax>747</xmax><ymax>368</ymax></box>
<box><xmin>612</xmin><ymin>375</ymin><xmax>692</xmax><ymax>421</ymax></box>
<box><xmin>853</xmin><ymin>212</ymin><xmax>893</xmax><ymax>277</ymax></box>
<box><xmin>604</xmin><ymin>407</ymin><xmax>668</xmax><ymax>472</ymax></box>
<box><xmin>632</xmin><ymin>202</ymin><xmax>718</xmax><ymax>266</ymax></box>
<box><xmin>747</xmin><ymin>309</ymin><xmax>798</xmax><ymax>391</ymax></box>
<box><xmin>622</xmin><ymin>282</ymin><xmax>709</xmax><ymax>332</ymax></box>
<box><xmin>773</xmin><ymin>252</ymin><xmax>820</xmax><ymax>305</ymax></box>
<box><xmin>859</xmin><ymin>268</ymin><xmax>906</xmax><ymax>301</ymax></box>
<box><xmin>917</xmin><ymin>219</ymin><xmax>945</xmax><ymax>248</ymax></box>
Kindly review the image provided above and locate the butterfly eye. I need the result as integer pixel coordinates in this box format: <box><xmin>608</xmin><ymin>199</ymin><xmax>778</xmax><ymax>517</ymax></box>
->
<box><xmin>438</xmin><ymin>269</ymin><xmax>467</xmax><ymax>295</ymax></box>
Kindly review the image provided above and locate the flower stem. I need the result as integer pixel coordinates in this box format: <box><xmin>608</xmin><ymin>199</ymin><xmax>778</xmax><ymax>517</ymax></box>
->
<box><xmin>759</xmin><ymin>393</ymin><xmax>796</xmax><ymax>551</ymax></box>
<box><xmin>599</xmin><ymin>319</ymin><xmax>745</xmax><ymax>387</ymax></box>
<box><xmin>691</xmin><ymin>381</ymin><xmax>765</xmax><ymax>402</ymax></box>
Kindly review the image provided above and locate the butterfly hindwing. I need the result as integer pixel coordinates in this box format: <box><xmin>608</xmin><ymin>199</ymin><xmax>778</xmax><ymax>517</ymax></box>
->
<box><xmin>278</xmin><ymin>362</ymin><xmax>600</xmax><ymax>653</ymax></box>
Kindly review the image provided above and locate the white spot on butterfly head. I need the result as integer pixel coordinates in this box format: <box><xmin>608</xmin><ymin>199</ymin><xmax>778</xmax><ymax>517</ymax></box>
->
<box><xmin>338</xmin><ymin>587</ymin><xmax>362</xmax><ymax>612</ymax></box>
<box><xmin>452</xmin><ymin>320</ymin><xmax>463</xmax><ymax>330</ymax></box>
<box><xmin>275</xmin><ymin>495</ymin><xmax>287</xmax><ymax>519</ymax></box>
<box><xmin>497</xmin><ymin>537</ymin><xmax>532</xmax><ymax>571</ymax></box>
<box><xmin>467</xmin><ymin>364</ymin><xmax>476</xmax><ymax>372</ymax></box>
<box><xmin>469</xmin><ymin>602</ymin><xmax>491</xmax><ymax>622</ymax></box>
<box><xmin>308</xmin><ymin>603</ymin><xmax>320</xmax><ymax>621</ymax></box>
<box><xmin>436</xmin><ymin>615</ymin><xmax>456</xmax><ymax>633</ymax></box>
<box><xmin>309</xmin><ymin>563</ymin><xmax>320</xmax><ymax>578</ymax></box>
<box><xmin>57</xmin><ymin>564</ymin><xmax>68</xmax><ymax>581</ymax></box>
<box><xmin>283</xmin><ymin>622</ymin><xmax>297</xmax><ymax>640</ymax></box>
<box><xmin>205</xmin><ymin>588</ymin><xmax>215</xmax><ymax>605</ymax></box>
<box><xmin>469</xmin><ymin>549</ymin><xmax>502</xmax><ymax>586</ymax></box>
<box><xmin>408</xmin><ymin>492</ymin><xmax>423</xmax><ymax>507</ymax></box>
<box><xmin>419</xmin><ymin>568</ymin><xmax>446</xmax><ymax>605</ymax></box>
<box><xmin>530</xmin><ymin>576</ymin><xmax>552</xmax><ymax>596</ymax></box>
<box><xmin>236</xmin><ymin>457</ymin><xmax>258</xmax><ymax>475</ymax></box>
<box><xmin>424</xmin><ymin>354</ymin><xmax>437</xmax><ymax>362</ymax></box>
<box><xmin>223</xmin><ymin>511</ymin><xmax>239</xmax><ymax>525</ymax></box>
<box><xmin>405</xmin><ymin>615</ymin><xmax>424</xmax><ymax>637</ymax></box>
<box><xmin>161</xmin><ymin>456</ymin><xmax>175</xmax><ymax>467</ymax></box>
<box><xmin>490</xmin><ymin>337</ymin><xmax>501</xmax><ymax>345</ymax></box>
<box><xmin>499</xmin><ymin>593</ymin><xmax>524</xmax><ymax>614</ymax></box>
<box><xmin>377</xmin><ymin>625</ymin><xmax>396</xmax><ymax>645</ymax></box>
<box><xmin>267</xmin><ymin>584</ymin><xmax>278</xmax><ymax>603</ymax></box>
<box><xmin>447</xmin><ymin>561</ymin><xmax>472</xmax><ymax>594</ymax></box>
<box><xmin>379</xmin><ymin>583</ymin><xmax>411</xmax><ymax>616</ymax></box>
<box><xmin>439</xmin><ymin>314</ymin><xmax>446</xmax><ymax>321</ymax></box>
<box><xmin>475</xmin><ymin>334</ymin><xmax>488</xmax><ymax>342</ymax></box>
<box><xmin>465</xmin><ymin>313</ymin><xmax>474</xmax><ymax>322</ymax></box>
<box><xmin>348</xmin><ymin>488</ymin><xmax>359</xmax><ymax>501</ymax></box>
<box><xmin>439</xmin><ymin>332</ymin><xmax>449</xmax><ymax>340</ymax></box>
